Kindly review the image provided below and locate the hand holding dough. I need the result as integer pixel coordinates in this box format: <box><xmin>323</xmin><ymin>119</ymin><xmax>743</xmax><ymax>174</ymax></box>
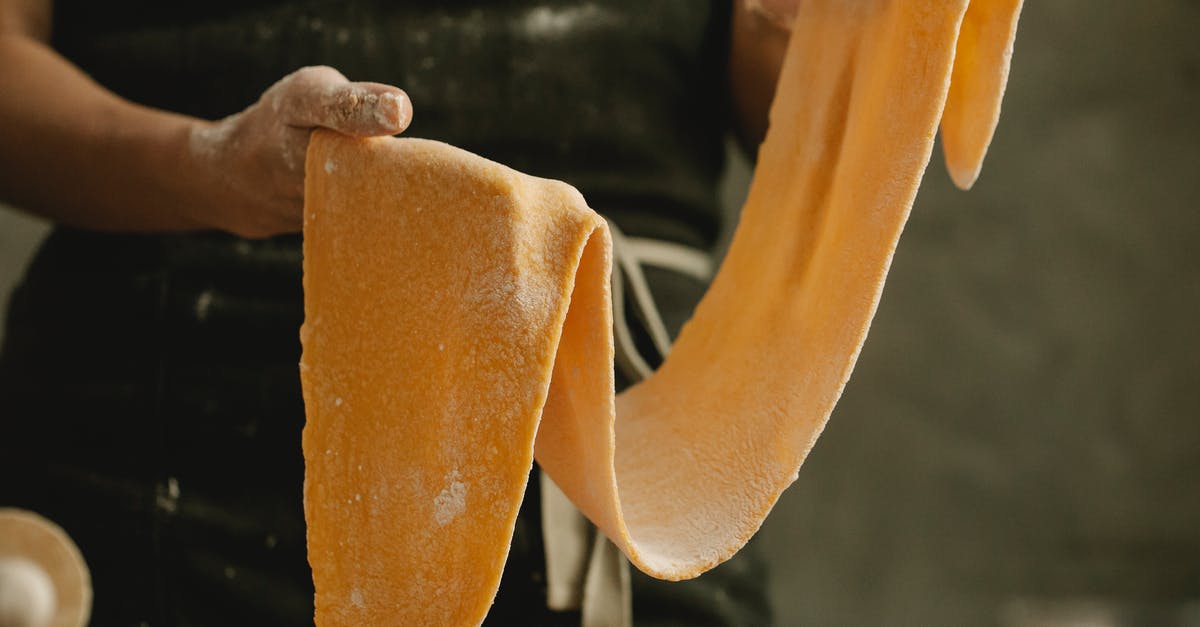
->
<box><xmin>301</xmin><ymin>1</ymin><xmax>1023</xmax><ymax>625</ymax></box>
<box><xmin>188</xmin><ymin>65</ymin><xmax>412</xmax><ymax>238</ymax></box>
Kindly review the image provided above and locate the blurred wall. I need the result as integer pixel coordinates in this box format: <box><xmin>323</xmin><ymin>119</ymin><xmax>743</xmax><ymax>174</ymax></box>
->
<box><xmin>756</xmin><ymin>1</ymin><xmax>1200</xmax><ymax>625</ymax></box>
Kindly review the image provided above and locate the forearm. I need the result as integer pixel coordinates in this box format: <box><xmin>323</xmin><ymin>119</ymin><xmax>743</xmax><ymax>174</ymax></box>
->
<box><xmin>0</xmin><ymin>34</ymin><xmax>216</xmax><ymax>232</ymax></box>
<box><xmin>730</xmin><ymin>0</ymin><xmax>791</xmax><ymax>152</ymax></box>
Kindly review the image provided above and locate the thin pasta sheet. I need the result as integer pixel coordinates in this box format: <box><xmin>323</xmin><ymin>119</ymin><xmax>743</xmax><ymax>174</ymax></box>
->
<box><xmin>301</xmin><ymin>2</ymin><xmax>1023</xmax><ymax>624</ymax></box>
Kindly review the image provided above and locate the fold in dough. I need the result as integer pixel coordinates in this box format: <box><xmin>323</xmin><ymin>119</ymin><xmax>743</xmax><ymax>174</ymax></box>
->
<box><xmin>301</xmin><ymin>1</ymin><xmax>1023</xmax><ymax>624</ymax></box>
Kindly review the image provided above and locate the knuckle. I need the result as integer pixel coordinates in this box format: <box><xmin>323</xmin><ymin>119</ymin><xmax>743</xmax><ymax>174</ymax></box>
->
<box><xmin>293</xmin><ymin>65</ymin><xmax>344</xmax><ymax>86</ymax></box>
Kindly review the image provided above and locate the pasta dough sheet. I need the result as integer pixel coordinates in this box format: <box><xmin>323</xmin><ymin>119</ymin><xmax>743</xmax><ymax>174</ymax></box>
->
<box><xmin>301</xmin><ymin>1</ymin><xmax>1023</xmax><ymax>624</ymax></box>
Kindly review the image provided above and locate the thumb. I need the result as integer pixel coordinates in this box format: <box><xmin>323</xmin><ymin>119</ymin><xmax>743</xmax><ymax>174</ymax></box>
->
<box><xmin>275</xmin><ymin>66</ymin><xmax>413</xmax><ymax>137</ymax></box>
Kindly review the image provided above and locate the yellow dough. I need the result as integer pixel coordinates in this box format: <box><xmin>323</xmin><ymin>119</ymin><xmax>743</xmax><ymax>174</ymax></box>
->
<box><xmin>301</xmin><ymin>1</ymin><xmax>1023</xmax><ymax>624</ymax></box>
<box><xmin>942</xmin><ymin>0</ymin><xmax>1025</xmax><ymax>189</ymax></box>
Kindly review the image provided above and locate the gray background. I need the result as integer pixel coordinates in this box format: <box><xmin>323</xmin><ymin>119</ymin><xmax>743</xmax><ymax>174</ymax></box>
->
<box><xmin>2</xmin><ymin>1</ymin><xmax>1198</xmax><ymax>625</ymax></box>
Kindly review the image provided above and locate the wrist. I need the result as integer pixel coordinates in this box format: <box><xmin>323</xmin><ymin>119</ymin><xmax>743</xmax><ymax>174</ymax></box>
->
<box><xmin>177</xmin><ymin>114</ymin><xmax>262</xmax><ymax>235</ymax></box>
<box><xmin>178</xmin><ymin>117</ymin><xmax>227</xmax><ymax>231</ymax></box>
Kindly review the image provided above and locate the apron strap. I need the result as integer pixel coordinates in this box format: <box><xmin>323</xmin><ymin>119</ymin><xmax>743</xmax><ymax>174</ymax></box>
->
<box><xmin>542</xmin><ymin>221</ymin><xmax>715</xmax><ymax>626</ymax></box>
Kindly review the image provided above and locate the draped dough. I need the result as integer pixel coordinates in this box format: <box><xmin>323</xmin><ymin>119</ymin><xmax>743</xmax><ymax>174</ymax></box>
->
<box><xmin>300</xmin><ymin>2</ymin><xmax>1022</xmax><ymax>625</ymax></box>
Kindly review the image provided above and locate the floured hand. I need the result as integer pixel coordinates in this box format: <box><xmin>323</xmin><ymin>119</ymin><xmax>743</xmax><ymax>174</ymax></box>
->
<box><xmin>188</xmin><ymin>66</ymin><xmax>412</xmax><ymax>238</ymax></box>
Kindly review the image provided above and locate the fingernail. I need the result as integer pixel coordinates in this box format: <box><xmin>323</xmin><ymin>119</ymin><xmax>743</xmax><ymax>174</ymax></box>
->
<box><xmin>377</xmin><ymin>92</ymin><xmax>407</xmax><ymax>131</ymax></box>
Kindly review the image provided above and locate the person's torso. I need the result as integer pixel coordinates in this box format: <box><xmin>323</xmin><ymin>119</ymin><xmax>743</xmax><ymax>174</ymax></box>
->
<box><xmin>52</xmin><ymin>0</ymin><xmax>732</xmax><ymax>246</ymax></box>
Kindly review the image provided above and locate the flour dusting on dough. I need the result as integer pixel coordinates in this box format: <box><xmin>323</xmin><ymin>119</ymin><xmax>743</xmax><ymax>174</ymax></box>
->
<box><xmin>433</xmin><ymin>469</ymin><xmax>467</xmax><ymax>526</ymax></box>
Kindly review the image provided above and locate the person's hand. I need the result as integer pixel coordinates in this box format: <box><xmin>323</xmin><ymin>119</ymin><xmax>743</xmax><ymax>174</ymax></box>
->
<box><xmin>188</xmin><ymin>65</ymin><xmax>412</xmax><ymax>238</ymax></box>
<box><xmin>743</xmin><ymin>0</ymin><xmax>801</xmax><ymax>30</ymax></box>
